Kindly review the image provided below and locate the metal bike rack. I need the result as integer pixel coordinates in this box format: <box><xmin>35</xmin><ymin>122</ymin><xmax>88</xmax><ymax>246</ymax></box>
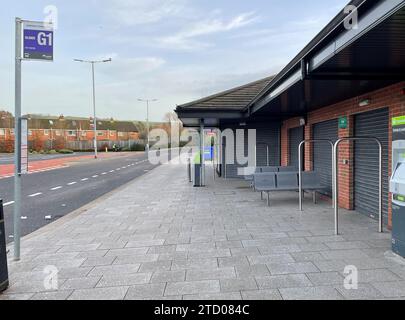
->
<box><xmin>298</xmin><ymin>139</ymin><xmax>334</xmax><ymax>211</ymax></box>
<box><xmin>333</xmin><ymin>137</ymin><xmax>383</xmax><ymax>235</ymax></box>
<box><xmin>255</xmin><ymin>143</ymin><xmax>270</xmax><ymax>167</ymax></box>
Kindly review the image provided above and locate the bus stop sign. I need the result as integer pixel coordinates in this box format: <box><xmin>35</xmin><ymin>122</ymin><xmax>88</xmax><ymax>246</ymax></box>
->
<box><xmin>23</xmin><ymin>21</ymin><xmax>53</xmax><ymax>61</ymax></box>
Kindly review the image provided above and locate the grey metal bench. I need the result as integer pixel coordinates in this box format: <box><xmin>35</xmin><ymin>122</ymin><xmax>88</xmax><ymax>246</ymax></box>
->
<box><xmin>253</xmin><ymin>171</ymin><xmax>325</xmax><ymax>207</ymax></box>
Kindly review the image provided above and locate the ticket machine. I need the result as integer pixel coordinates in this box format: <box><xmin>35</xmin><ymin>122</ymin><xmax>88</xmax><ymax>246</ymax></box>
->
<box><xmin>390</xmin><ymin>117</ymin><xmax>405</xmax><ymax>258</ymax></box>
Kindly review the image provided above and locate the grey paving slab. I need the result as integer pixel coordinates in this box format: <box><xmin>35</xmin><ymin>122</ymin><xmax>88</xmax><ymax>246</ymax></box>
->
<box><xmin>97</xmin><ymin>273</ymin><xmax>152</xmax><ymax>287</ymax></box>
<box><xmin>150</xmin><ymin>270</ymin><xmax>186</xmax><ymax>283</ymax></box>
<box><xmin>235</xmin><ymin>265</ymin><xmax>270</xmax><ymax>278</ymax></box>
<box><xmin>241</xmin><ymin>289</ymin><xmax>282</xmax><ymax>300</ymax></box>
<box><xmin>267</xmin><ymin>262</ymin><xmax>320</xmax><ymax>275</ymax></box>
<box><xmin>371</xmin><ymin>281</ymin><xmax>405</xmax><ymax>298</ymax></box>
<box><xmin>68</xmin><ymin>287</ymin><xmax>129</xmax><ymax>300</ymax></box>
<box><xmin>248</xmin><ymin>254</ymin><xmax>294</xmax><ymax>265</ymax></box>
<box><xmin>335</xmin><ymin>284</ymin><xmax>385</xmax><ymax>300</ymax></box>
<box><xmin>220</xmin><ymin>278</ymin><xmax>258</xmax><ymax>292</ymax></box>
<box><xmin>60</xmin><ymin>277</ymin><xmax>101</xmax><ymax>290</ymax></box>
<box><xmin>279</xmin><ymin>286</ymin><xmax>344</xmax><ymax>300</ymax></box>
<box><xmin>186</xmin><ymin>267</ymin><xmax>236</xmax><ymax>281</ymax></box>
<box><xmin>256</xmin><ymin>274</ymin><xmax>312</xmax><ymax>289</ymax></box>
<box><xmin>306</xmin><ymin>272</ymin><xmax>344</xmax><ymax>286</ymax></box>
<box><xmin>165</xmin><ymin>280</ymin><xmax>220</xmax><ymax>296</ymax></box>
<box><xmin>184</xmin><ymin>292</ymin><xmax>242</xmax><ymax>300</ymax></box>
<box><xmin>88</xmin><ymin>264</ymin><xmax>141</xmax><ymax>277</ymax></box>
<box><xmin>31</xmin><ymin>290</ymin><xmax>74</xmax><ymax>300</ymax></box>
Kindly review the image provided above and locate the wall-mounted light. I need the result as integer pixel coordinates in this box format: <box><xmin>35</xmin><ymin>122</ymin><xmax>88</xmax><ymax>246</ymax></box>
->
<box><xmin>239</xmin><ymin>122</ymin><xmax>247</xmax><ymax>126</ymax></box>
<box><xmin>359</xmin><ymin>99</ymin><xmax>371</xmax><ymax>107</ymax></box>
<box><xmin>299</xmin><ymin>117</ymin><xmax>306</xmax><ymax>126</ymax></box>
<box><xmin>401</xmin><ymin>88</ymin><xmax>405</xmax><ymax>96</ymax></box>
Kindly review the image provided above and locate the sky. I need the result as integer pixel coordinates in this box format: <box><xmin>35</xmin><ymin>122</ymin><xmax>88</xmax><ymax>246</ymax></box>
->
<box><xmin>0</xmin><ymin>0</ymin><xmax>348</xmax><ymax>122</ymax></box>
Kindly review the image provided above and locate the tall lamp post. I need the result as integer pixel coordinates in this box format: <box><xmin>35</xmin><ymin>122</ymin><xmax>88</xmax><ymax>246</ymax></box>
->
<box><xmin>138</xmin><ymin>98</ymin><xmax>157</xmax><ymax>152</ymax></box>
<box><xmin>74</xmin><ymin>58</ymin><xmax>112</xmax><ymax>158</ymax></box>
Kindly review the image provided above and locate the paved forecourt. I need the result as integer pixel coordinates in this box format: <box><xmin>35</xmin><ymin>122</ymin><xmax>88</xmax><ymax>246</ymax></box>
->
<box><xmin>2</xmin><ymin>158</ymin><xmax>405</xmax><ymax>300</ymax></box>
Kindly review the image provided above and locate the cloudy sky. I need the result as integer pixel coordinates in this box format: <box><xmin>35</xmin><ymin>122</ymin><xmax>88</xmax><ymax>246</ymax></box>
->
<box><xmin>0</xmin><ymin>0</ymin><xmax>348</xmax><ymax>121</ymax></box>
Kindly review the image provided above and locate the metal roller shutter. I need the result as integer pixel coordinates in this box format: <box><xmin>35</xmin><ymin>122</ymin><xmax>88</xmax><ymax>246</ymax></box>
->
<box><xmin>313</xmin><ymin>119</ymin><xmax>338</xmax><ymax>196</ymax></box>
<box><xmin>289</xmin><ymin>126</ymin><xmax>304</xmax><ymax>169</ymax></box>
<box><xmin>354</xmin><ymin>108</ymin><xmax>389</xmax><ymax>223</ymax></box>
<box><xmin>222</xmin><ymin>125</ymin><xmax>280</xmax><ymax>178</ymax></box>
<box><xmin>256</xmin><ymin>126</ymin><xmax>281</xmax><ymax>167</ymax></box>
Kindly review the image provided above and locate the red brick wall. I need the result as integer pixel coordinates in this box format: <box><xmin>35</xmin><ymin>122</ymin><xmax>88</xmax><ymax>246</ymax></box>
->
<box><xmin>281</xmin><ymin>81</ymin><xmax>405</xmax><ymax>228</ymax></box>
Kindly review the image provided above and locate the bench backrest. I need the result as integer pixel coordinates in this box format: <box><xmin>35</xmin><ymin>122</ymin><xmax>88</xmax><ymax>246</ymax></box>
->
<box><xmin>260</xmin><ymin>166</ymin><xmax>279</xmax><ymax>173</ymax></box>
<box><xmin>278</xmin><ymin>166</ymin><xmax>297</xmax><ymax>173</ymax></box>
<box><xmin>253</xmin><ymin>173</ymin><xmax>276</xmax><ymax>189</ymax></box>
<box><xmin>276</xmin><ymin>172</ymin><xmax>298</xmax><ymax>188</ymax></box>
<box><xmin>301</xmin><ymin>171</ymin><xmax>322</xmax><ymax>188</ymax></box>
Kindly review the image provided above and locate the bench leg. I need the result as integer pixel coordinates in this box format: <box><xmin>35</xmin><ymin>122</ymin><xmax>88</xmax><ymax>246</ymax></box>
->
<box><xmin>267</xmin><ymin>192</ymin><xmax>270</xmax><ymax>207</ymax></box>
<box><xmin>260</xmin><ymin>191</ymin><xmax>263</xmax><ymax>200</ymax></box>
<box><xmin>313</xmin><ymin>191</ymin><xmax>317</xmax><ymax>204</ymax></box>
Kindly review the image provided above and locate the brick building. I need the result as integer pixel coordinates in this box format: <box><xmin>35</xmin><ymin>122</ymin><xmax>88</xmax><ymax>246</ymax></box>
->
<box><xmin>0</xmin><ymin>114</ymin><xmax>140</xmax><ymax>151</ymax></box>
<box><xmin>176</xmin><ymin>0</ymin><xmax>405</xmax><ymax>233</ymax></box>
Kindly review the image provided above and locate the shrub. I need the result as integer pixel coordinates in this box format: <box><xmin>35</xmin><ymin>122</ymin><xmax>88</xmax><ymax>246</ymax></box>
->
<box><xmin>57</xmin><ymin>149</ymin><xmax>74</xmax><ymax>154</ymax></box>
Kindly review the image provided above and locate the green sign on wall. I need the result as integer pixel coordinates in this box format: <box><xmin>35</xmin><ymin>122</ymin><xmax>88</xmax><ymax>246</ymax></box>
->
<box><xmin>339</xmin><ymin>116</ymin><xmax>348</xmax><ymax>129</ymax></box>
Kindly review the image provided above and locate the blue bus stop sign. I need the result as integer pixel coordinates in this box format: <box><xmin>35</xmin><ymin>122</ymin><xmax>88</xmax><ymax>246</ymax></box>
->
<box><xmin>23</xmin><ymin>21</ymin><xmax>53</xmax><ymax>61</ymax></box>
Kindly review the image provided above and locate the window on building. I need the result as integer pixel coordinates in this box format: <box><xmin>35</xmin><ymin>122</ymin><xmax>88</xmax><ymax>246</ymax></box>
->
<box><xmin>67</xmin><ymin>130</ymin><xmax>76</xmax><ymax>136</ymax></box>
<box><xmin>118</xmin><ymin>132</ymin><xmax>124</xmax><ymax>137</ymax></box>
<box><xmin>97</xmin><ymin>131</ymin><xmax>104</xmax><ymax>136</ymax></box>
<box><xmin>28</xmin><ymin>130</ymin><xmax>32</xmax><ymax>136</ymax></box>
<box><xmin>81</xmin><ymin>131</ymin><xmax>86</xmax><ymax>137</ymax></box>
<box><xmin>0</xmin><ymin>129</ymin><xmax>5</xmax><ymax>136</ymax></box>
<box><xmin>110</xmin><ymin>131</ymin><xmax>115</xmax><ymax>136</ymax></box>
<box><xmin>55</xmin><ymin>130</ymin><xmax>61</xmax><ymax>136</ymax></box>
<box><xmin>10</xmin><ymin>129</ymin><xmax>15</xmax><ymax>135</ymax></box>
<box><xmin>44</xmin><ymin>129</ymin><xmax>50</xmax><ymax>135</ymax></box>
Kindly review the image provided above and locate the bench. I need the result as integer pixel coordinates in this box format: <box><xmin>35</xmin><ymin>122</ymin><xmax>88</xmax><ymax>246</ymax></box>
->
<box><xmin>253</xmin><ymin>171</ymin><xmax>326</xmax><ymax>206</ymax></box>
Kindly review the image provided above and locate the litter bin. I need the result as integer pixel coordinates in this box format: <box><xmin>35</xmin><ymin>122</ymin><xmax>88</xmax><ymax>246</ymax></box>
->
<box><xmin>0</xmin><ymin>199</ymin><xmax>9</xmax><ymax>292</ymax></box>
<box><xmin>193</xmin><ymin>164</ymin><xmax>202</xmax><ymax>187</ymax></box>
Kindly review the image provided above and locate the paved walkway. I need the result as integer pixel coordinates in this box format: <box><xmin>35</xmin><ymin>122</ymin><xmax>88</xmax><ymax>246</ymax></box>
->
<box><xmin>2</xmin><ymin>161</ymin><xmax>405</xmax><ymax>300</ymax></box>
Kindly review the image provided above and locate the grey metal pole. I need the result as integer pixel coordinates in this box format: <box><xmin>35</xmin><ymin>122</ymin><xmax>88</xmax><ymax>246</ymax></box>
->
<box><xmin>378</xmin><ymin>142</ymin><xmax>383</xmax><ymax>233</ymax></box>
<box><xmin>266</xmin><ymin>145</ymin><xmax>269</xmax><ymax>166</ymax></box>
<box><xmin>200</xmin><ymin>121</ymin><xmax>205</xmax><ymax>186</ymax></box>
<box><xmin>92</xmin><ymin>62</ymin><xmax>98</xmax><ymax>159</ymax></box>
<box><xmin>333</xmin><ymin>137</ymin><xmax>384</xmax><ymax>236</ymax></box>
<box><xmin>13</xmin><ymin>17</ymin><xmax>22</xmax><ymax>261</ymax></box>
<box><xmin>334</xmin><ymin>142</ymin><xmax>339</xmax><ymax>235</ymax></box>
<box><xmin>298</xmin><ymin>141</ymin><xmax>303</xmax><ymax>211</ymax></box>
<box><xmin>147</xmin><ymin>100</ymin><xmax>150</xmax><ymax>152</ymax></box>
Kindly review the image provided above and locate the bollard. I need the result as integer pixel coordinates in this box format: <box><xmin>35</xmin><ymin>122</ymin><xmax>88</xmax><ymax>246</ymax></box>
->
<box><xmin>0</xmin><ymin>200</ymin><xmax>9</xmax><ymax>292</ymax></box>
<box><xmin>187</xmin><ymin>158</ymin><xmax>192</xmax><ymax>183</ymax></box>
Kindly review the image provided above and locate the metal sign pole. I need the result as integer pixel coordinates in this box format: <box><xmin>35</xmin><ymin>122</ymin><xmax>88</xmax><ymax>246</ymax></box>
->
<box><xmin>13</xmin><ymin>17</ymin><xmax>22</xmax><ymax>261</ymax></box>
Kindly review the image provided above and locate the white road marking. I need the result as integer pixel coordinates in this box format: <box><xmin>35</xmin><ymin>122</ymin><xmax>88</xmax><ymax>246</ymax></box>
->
<box><xmin>101</xmin><ymin>172</ymin><xmax>107</xmax><ymax>175</ymax></box>
<box><xmin>92</xmin><ymin>175</ymin><xmax>98</xmax><ymax>178</ymax></box>
<box><xmin>29</xmin><ymin>192</ymin><xmax>42</xmax><ymax>198</ymax></box>
<box><xmin>109</xmin><ymin>170</ymin><xmax>115</xmax><ymax>173</ymax></box>
<box><xmin>4</xmin><ymin>201</ymin><xmax>15</xmax><ymax>206</ymax></box>
<box><xmin>67</xmin><ymin>182</ymin><xmax>77</xmax><ymax>185</ymax></box>
<box><xmin>116</xmin><ymin>168</ymin><xmax>121</xmax><ymax>171</ymax></box>
<box><xmin>51</xmin><ymin>186</ymin><xmax>62</xmax><ymax>191</ymax></box>
<box><xmin>81</xmin><ymin>178</ymin><xmax>89</xmax><ymax>181</ymax></box>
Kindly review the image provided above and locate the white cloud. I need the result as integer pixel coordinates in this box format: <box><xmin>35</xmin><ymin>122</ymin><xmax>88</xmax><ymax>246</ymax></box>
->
<box><xmin>102</xmin><ymin>0</ymin><xmax>188</xmax><ymax>26</ymax></box>
<box><xmin>158</xmin><ymin>11</ymin><xmax>259</xmax><ymax>50</ymax></box>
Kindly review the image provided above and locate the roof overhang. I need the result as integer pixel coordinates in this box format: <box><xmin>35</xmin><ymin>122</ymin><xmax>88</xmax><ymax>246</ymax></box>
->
<box><xmin>250</xmin><ymin>0</ymin><xmax>405</xmax><ymax>117</ymax></box>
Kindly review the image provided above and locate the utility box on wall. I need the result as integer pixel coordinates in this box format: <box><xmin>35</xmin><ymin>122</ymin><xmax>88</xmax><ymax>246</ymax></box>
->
<box><xmin>390</xmin><ymin>116</ymin><xmax>405</xmax><ymax>258</ymax></box>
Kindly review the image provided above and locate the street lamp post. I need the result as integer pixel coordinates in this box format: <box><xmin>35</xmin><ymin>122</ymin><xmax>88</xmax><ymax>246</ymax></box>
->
<box><xmin>138</xmin><ymin>98</ymin><xmax>157</xmax><ymax>152</ymax></box>
<box><xmin>74</xmin><ymin>58</ymin><xmax>112</xmax><ymax>159</ymax></box>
